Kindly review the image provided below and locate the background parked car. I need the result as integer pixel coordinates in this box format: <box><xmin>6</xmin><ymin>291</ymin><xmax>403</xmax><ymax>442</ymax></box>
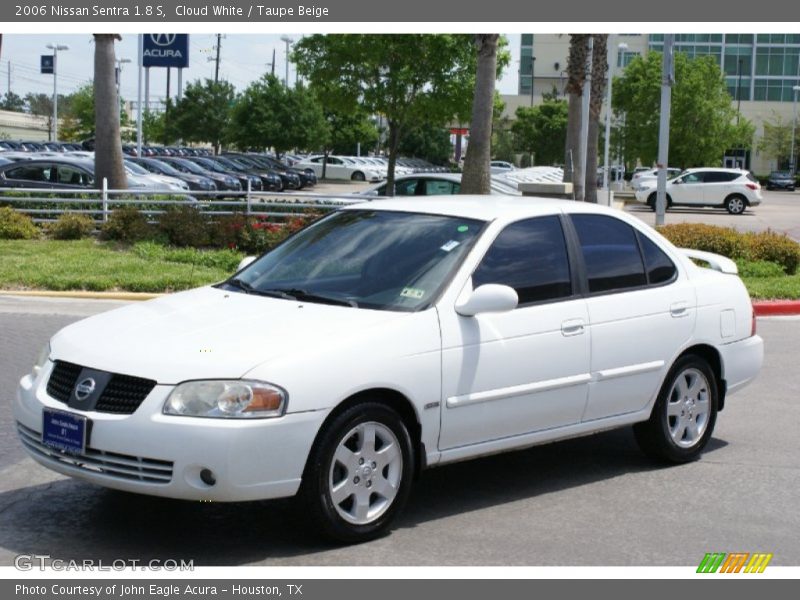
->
<box><xmin>631</xmin><ymin>167</ymin><xmax>682</xmax><ymax>191</ymax></box>
<box><xmin>297</xmin><ymin>155</ymin><xmax>385</xmax><ymax>182</ymax></box>
<box><xmin>158</xmin><ymin>157</ymin><xmax>242</xmax><ymax>196</ymax></box>
<box><xmin>128</xmin><ymin>157</ymin><xmax>217</xmax><ymax>193</ymax></box>
<box><xmin>766</xmin><ymin>171</ymin><xmax>796</xmax><ymax>191</ymax></box>
<box><xmin>634</xmin><ymin>168</ymin><xmax>762</xmax><ymax>214</ymax></box>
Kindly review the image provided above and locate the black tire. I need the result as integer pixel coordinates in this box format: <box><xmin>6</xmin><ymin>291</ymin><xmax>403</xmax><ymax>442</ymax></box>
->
<box><xmin>300</xmin><ymin>402</ymin><xmax>414</xmax><ymax>543</ymax></box>
<box><xmin>351</xmin><ymin>171</ymin><xmax>366</xmax><ymax>182</ymax></box>
<box><xmin>725</xmin><ymin>194</ymin><xmax>747</xmax><ymax>215</ymax></box>
<box><xmin>647</xmin><ymin>193</ymin><xmax>671</xmax><ymax>211</ymax></box>
<box><xmin>634</xmin><ymin>354</ymin><xmax>718</xmax><ymax>463</ymax></box>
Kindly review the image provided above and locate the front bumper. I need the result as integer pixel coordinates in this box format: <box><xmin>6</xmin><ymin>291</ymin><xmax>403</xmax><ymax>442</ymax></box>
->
<box><xmin>14</xmin><ymin>364</ymin><xmax>327</xmax><ymax>502</ymax></box>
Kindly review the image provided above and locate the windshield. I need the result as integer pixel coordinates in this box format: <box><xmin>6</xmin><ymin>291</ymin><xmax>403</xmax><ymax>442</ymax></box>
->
<box><xmin>146</xmin><ymin>159</ymin><xmax>183</xmax><ymax>177</ymax></box>
<box><xmin>169</xmin><ymin>159</ymin><xmax>207</xmax><ymax>175</ymax></box>
<box><xmin>223</xmin><ymin>210</ymin><xmax>485</xmax><ymax>311</ymax></box>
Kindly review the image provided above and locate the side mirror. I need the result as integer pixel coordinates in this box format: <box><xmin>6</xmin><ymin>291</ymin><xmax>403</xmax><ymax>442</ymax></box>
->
<box><xmin>236</xmin><ymin>256</ymin><xmax>256</xmax><ymax>272</ymax></box>
<box><xmin>673</xmin><ymin>179</ymin><xmax>682</xmax><ymax>185</ymax></box>
<box><xmin>455</xmin><ymin>284</ymin><xmax>518</xmax><ymax>317</ymax></box>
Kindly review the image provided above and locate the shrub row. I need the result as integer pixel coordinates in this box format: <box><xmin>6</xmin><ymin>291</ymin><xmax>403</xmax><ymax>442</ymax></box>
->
<box><xmin>0</xmin><ymin>207</ymin><xmax>313</xmax><ymax>254</ymax></box>
<box><xmin>101</xmin><ymin>206</ymin><xmax>312</xmax><ymax>254</ymax></box>
<box><xmin>657</xmin><ymin>223</ymin><xmax>800</xmax><ymax>274</ymax></box>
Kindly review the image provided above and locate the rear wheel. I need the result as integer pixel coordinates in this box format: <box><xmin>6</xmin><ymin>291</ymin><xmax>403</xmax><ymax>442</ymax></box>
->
<box><xmin>634</xmin><ymin>355</ymin><xmax>718</xmax><ymax>463</ymax></box>
<box><xmin>725</xmin><ymin>194</ymin><xmax>747</xmax><ymax>215</ymax></box>
<box><xmin>301</xmin><ymin>403</ymin><xmax>414</xmax><ymax>543</ymax></box>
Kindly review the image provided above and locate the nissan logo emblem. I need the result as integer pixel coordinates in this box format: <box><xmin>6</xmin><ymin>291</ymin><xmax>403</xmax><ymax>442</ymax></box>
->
<box><xmin>74</xmin><ymin>378</ymin><xmax>96</xmax><ymax>401</ymax></box>
<box><xmin>149</xmin><ymin>34</ymin><xmax>177</xmax><ymax>47</ymax></box>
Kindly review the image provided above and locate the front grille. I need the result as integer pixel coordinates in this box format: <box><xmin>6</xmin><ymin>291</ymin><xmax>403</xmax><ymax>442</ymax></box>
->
<box><xmin>46</xmin><ymin>360</ymin><xmax>156</xmax><ymax>415</ymax></box>
<box><xmin>17</xmin><ymin>423</ymin><xmax>173</xmax><ymax>484</ymax></box>
<box><xmin>95</xmin><ymin>374</ymin><xmax>157</xmax><ymax>414</ymax></box>
<box><xmin>46</xmin><ymin>361</ymin><xmax>82</xmax><ymax>402</ymax></box>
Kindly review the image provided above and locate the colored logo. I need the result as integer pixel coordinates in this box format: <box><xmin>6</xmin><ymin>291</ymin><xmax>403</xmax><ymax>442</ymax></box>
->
<box><xmin>697</xmin><ymin>552</ymin><xmax>773</xmax><ymax>573</ymax></box>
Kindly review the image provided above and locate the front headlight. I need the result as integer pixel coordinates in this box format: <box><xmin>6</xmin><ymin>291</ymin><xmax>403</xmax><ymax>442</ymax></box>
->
<box><xmin>32</xmin><ymin>342</ymin><xmax>51</xmax><ymax>377</ymax></box>
<box><xmin>163</xmin><ymin>380</ymin><xmax>287</xmax><ymax>419</ymax></box>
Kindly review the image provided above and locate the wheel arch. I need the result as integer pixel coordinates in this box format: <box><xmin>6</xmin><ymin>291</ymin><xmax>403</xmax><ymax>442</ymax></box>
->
<box><xmin>675</xmin><ymin>344</ymin><xmax>726</xmax><ymax>411</ymax></box>
<box><xmin>308</xmin><ymin>388</ymin><xmax>426</xmax><ymax>479</ymax></box>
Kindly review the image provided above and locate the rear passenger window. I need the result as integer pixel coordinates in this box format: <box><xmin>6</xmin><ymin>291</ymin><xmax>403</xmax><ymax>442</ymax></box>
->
<box><xmin>704</xmin><ymin>172</ymin><xmax>739</xmax><ymax>183</ymax></box>
<box><xmin>472</xmin><ymin>216</ymin><xmax>572</xmax><ymax>305</ymax></box>
<box><xmin>637</xmin><ymin>233</ymin><xmax>677</xmax><ymax>284</ymax></box>
<box><xmin>571</xmin><ymin>215</ymin><xmax>646</xmax><ymax>293</ymax></box>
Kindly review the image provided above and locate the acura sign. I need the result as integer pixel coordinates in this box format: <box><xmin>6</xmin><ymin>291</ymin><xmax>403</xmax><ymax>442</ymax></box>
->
<box><xmin>142</xmin><ymin>33</ymin><xmax>189</xmax><ymax>68</ymax></box>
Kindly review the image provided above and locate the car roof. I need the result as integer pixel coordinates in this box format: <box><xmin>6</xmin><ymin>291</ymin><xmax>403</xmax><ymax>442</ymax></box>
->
<box><xmin>683</xmin><ymin>167</ymin><xmax>747</xmax><ymax>173</ymax></box>
<box><xmin>342</xmin><ymin>195</ymin><xmax>614</xmax><ymax>222</ymax></box>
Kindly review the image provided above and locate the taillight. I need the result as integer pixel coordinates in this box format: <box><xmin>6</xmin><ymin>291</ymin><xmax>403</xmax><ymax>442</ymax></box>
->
<box><xmin>751</xmin><ymin>306</ymin><xmax>757</xmax><ymax>337</ymax></box>
<box><xmin>746</xmin><ymin>183</ymin><xmax>758</xmax><ymax>190</ymax></box>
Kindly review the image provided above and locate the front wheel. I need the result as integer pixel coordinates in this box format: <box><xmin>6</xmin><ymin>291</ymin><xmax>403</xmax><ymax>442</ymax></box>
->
<box><xmin>725</xmin><ymin>194</ymin><xmax>747</xmax><ymax>215</ymax></box>
<box><xmin>634</xmin><ymin>355</ymin><xmax>718</xmax><ymax>463</ymax></box>
<box><xmin>301</xmin><ymin>403</ymin><xmax>414</xmax><ymax>543</ymax></box>
<box><xmin>351</xmin><ymin>171</ymin><xmax>366</xmax><ymax>182</ymax></box>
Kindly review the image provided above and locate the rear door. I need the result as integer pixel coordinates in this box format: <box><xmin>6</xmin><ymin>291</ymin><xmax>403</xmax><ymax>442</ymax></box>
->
<box><xmin>702</xmin><ymin>171</ymin><xmax>738</xmax><ymax>205</ymax></box>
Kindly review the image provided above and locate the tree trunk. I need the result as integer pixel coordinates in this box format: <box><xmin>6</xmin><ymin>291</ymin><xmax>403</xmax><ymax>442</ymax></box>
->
<box><xmin>461</xmin><ymin>34</ymin><xmax>499</xmax><ymax>195</ymax></box>
<box><xmin>585</xmin><ymin>34</ymin><xmax>608</xmax><ymax>203</ymax></box>
<box><xmin>93</xmin><ymin>34</ymin><xmax>127</xmax><ymax>190</ymax></box>
<box><xmin>563</xmin><ymin>34</ymin><xmax>589</xmax><ymax>194</ymax></box>
<box><xmin>385</xmin><ymin>120</ymin><xmax>401</xmax><ymax>197</ymax></box>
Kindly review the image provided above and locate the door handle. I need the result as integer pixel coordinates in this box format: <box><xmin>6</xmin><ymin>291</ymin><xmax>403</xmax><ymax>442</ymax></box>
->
<box><xmin>561</xmin><ymin>319</ymin><xmax>585</xmax><ymax>336</ymax></box>
<box><xmin>670</xmin><ymin>301</ymin><xmax>690</xmax><ymax>317</ymax></box>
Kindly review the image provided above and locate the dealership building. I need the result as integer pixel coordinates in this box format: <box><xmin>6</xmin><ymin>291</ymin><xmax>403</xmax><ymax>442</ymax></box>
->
<box><xmin>504</xmin><ymin>33</ymin><xmax>800</xmax><ymax>174</ymax></box>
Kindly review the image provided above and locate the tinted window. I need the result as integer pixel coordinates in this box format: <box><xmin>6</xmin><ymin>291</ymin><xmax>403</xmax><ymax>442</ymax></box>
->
<box><xmin>638</xmin><ymin>233</ymin><xmax>677</xmax><ymax>285</ymax></box>
<box><xmin>682</xmin><ymin>172</ymin><xmax>704</xmax><ymax>183</ymax></box>
<box><xmin>4</xmin><ymin>165</ymin><xmax>51</xmax><ymax>182</ymax></box>
<box><xmin>571</xmin><ymin>214</ymin><xmax>646</xmax><ymax>293</ymax></box>
<box><xmin>472</xmin><ymin>216</ymin><xmax>572</xmax><ymax>304</ymax></box>
<box><xmin>394</xmin><ymin>179</ymin><xmax>423</xmax><ymax>196</ymax></box>
<box><xmin>56</xmin><ymin>165</ymin><xmax>91</xmax><ymax>186</ymax></box>
<box><xmin>704</xmin><ymin>171</ymin><xmax>739</xmax><ymax>183</ymax></box>
<box><xmin>427</xmin><ymin>180</ymin><xmax>458</xmax><ymax>195</ymax></box>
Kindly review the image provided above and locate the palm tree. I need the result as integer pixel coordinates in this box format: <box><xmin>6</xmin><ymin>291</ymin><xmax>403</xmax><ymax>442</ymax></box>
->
<box><xmin>461</xmin><ymin>34</ymin><xmax>499</xmax><ymax>195</ymax></box>
<box><xmin>563</xmin><ymin>34</ymin><xmax>590</xmax><ymax>200</ymax></box>
<box><xmin>585</xmin><ymin>34</ymin><xmax>609</xmax><ymax>204</ymax></box>
<box><xmin>93</xmin><ymin>34</ymin><xmax>127</xmax><ymax>190</ymax></box>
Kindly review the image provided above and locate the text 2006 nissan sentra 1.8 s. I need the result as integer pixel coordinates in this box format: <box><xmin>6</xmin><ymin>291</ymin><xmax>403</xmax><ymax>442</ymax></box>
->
<box><xmin>15</xmin><ymin>196</ymin><xmax>763</xmax><ymax>543</ymax></box>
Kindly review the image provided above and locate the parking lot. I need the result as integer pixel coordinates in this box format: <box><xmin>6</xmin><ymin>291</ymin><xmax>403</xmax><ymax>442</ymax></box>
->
<box><xmin>0</xmin><ymin>296</ymin><xmax>798</xmax><ymax>566</ymax></box>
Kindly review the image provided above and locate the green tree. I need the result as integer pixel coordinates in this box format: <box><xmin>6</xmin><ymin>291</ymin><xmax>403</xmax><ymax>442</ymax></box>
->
<box><xmin>757</xmin><ymin>112</ymin><xmax>798</xmax><ymax>170</ymax></box>
<box><xmin>0</xmin><ymin>91</ymin><xmax>24</xmax><ymax>112</ymax></box>
<box><xmin>294</xmin><ymin>34</ymin><xmax>477</xmax><ymax>195</ymax></box>
<box><xmin>229</xmin><ymin>74</ymin><xmax>328</xmax><ymax>157</ymax></box>
<box><xmin>60</xmin><ymin>84</ymin><xmax>95</xmax><ymax>141</ymax></box>
<box><xmin>511</xmin><ymin>99</ymin><xmax>568</xmax><ymax>166</ymax></box>
<box><xmin>397</xmin><ymin>124</ymin><xmax>452</xmax><ymax>164</ymax></box>
<box><xmin>326</xmin><ymin>109</ymin><xmax>378</xmax><ymax>155</ymax></box>
<box><xmin>170</xmin><ymin>79</ymin><xmax>236</xmax><ymax>154</ymax></box>
<box><xmin>613</xmin><ymin>52</ymin><xmax>755</xmax><ymax>169</ymax></box>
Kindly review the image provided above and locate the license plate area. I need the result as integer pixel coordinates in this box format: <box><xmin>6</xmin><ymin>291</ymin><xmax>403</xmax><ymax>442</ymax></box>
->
<box><xmin>42</xmin><ymin>408</ymin><xmax>88</xmax><ymax>454</ymax></box>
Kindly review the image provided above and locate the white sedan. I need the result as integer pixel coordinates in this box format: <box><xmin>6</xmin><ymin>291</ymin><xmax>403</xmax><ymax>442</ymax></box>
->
<box><xmin>295</xmin><ymin>155</ymin><xmax>385</xmax><ymax>182</ymax></box>
<box><xmin>15</xmin><ymin>196</ymin><xmax>763</xmax><ymax>543</ymax></box>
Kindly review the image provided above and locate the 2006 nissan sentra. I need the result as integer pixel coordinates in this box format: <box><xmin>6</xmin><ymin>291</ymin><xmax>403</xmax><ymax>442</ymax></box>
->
<box><xmin>15</xmin><ymin>196</ymin><xmax>763</xmax><ymax>543</ymax></box>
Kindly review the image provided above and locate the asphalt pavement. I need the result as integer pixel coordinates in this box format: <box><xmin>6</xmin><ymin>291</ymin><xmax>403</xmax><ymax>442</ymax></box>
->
<box><xmin>0</xmin><ymin>296</ymin><xmax>797</xmax><ymax>566</ymax></box>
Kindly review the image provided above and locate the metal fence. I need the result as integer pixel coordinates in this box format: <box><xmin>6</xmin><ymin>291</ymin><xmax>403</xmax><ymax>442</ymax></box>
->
<box><xmin>0</xmin><ymin>178</ymin><xmax>364</xmax><ymax>226</ymax></box>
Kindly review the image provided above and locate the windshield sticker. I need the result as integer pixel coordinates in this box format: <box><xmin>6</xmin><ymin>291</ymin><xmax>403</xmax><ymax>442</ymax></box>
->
<box><xmin>400</xmin><ymin>287</ymin><xmax>425</xmax><ymax>300</ymax></box>
<box><xmin>457</xmin><ymin>225</ymin><xmax>469</xmax><ymax>233</ymax></box>
<box><xmin>440</xmin><ymin>240</ymin><xmax>460</xmax><ymax>252</ymax></box>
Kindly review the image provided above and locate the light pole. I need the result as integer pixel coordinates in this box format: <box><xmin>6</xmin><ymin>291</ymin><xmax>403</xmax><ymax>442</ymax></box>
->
<box><xmin>791</xmin><ymin>85</ymin><xmax>800</xmax><ymax>174</ymax></box>
<box><xmin>46</xmin><ymin>43</ymin><xmax>69</xmax><ymax>142</ymax></box>
<box><xmin>280</xmin><ymin>36</ymin><xmax>294</xmax><ymax>87</ymax></box>
<box><xmin>603</xmin><ymin>41</ymin><xmax>628</xmax><ymax>205</ymax></box>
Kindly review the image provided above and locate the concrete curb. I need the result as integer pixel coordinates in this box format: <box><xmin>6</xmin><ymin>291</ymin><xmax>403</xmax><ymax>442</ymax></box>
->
<box><xmin>2</xmin><ymin>291</ymin><xmax>162</xmax><ymax>301</ymax></box>
<box><xmin>753</xmin><ymin>300</ymin><xmax>800</xmax><ymax>316</ymax></box>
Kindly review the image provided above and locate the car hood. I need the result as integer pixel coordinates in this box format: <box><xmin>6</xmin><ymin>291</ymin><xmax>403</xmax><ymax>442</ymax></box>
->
<box><xmin>49</xmin><ymin>286</ymin><xmax>410</xmax><ymax>384</ymax></box>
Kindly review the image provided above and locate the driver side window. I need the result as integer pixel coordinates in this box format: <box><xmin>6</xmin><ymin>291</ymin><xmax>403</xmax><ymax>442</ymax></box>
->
<box><xmin>472</xmin><ymin>216</ymin><xmax>573</xmax><ymax>306</ymax></box>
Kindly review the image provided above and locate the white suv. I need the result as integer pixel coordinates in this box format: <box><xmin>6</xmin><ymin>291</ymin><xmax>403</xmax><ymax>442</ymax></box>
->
<box><xmin>634</xmin><ymin>168</ymin><xmax>762</xmax><ymax>215</ymax></box>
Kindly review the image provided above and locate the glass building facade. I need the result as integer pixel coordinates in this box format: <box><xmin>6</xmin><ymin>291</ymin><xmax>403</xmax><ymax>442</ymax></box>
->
<box><xmin>649</xmin><ymin>33</ymin><xmax>800</xmax><ymax>102</ymax></box>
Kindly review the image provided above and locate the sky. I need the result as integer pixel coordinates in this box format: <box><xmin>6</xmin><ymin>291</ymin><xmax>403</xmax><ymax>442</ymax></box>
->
<box><xmin>0</xmin><ymin>34</ymin><xmax>522</xmax><ymax>106</ymax></box>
